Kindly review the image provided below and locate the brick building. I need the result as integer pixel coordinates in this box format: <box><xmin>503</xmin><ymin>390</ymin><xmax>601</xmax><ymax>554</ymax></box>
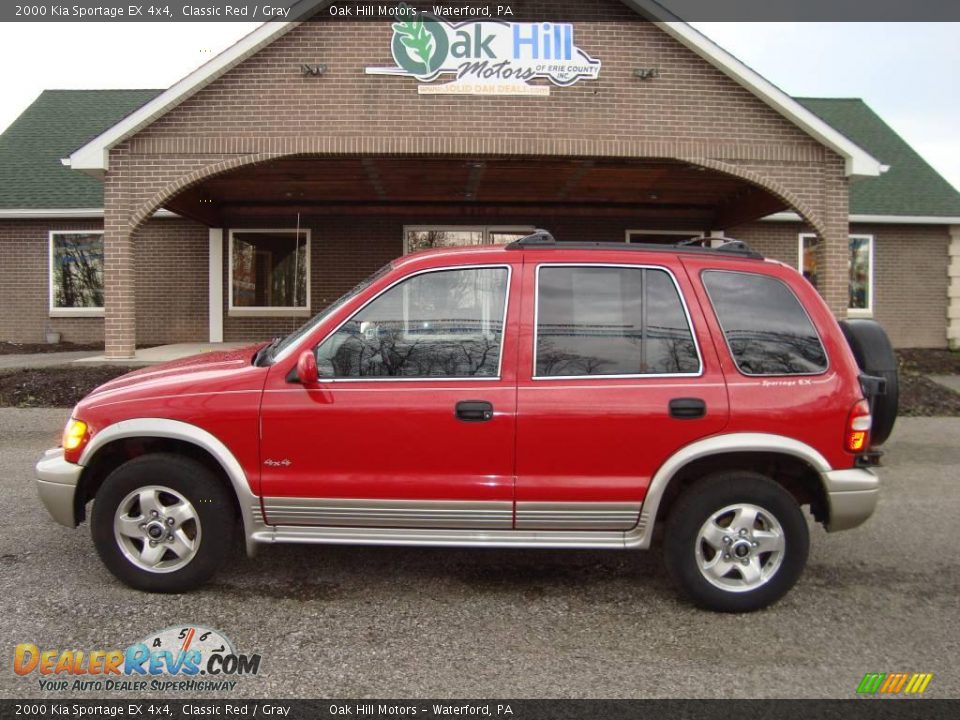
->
<box><xmin>2</xmin><ymin>2</ymin><xmax>959</xmax><ymax>357</ymax></box>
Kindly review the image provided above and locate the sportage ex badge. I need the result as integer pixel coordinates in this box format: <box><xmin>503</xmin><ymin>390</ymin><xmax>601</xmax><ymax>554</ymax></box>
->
<box><xmin>365</xmin><ymin>7</ymin><xmax>601</xmax><ymax>95</ymax></box>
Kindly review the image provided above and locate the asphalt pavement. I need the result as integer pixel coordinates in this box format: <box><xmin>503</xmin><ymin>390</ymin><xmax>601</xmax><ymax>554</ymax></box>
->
<box><xmin>1</xmin><ymin>408</ymin><xmax>957</xmax><ymax>699</ymax></box>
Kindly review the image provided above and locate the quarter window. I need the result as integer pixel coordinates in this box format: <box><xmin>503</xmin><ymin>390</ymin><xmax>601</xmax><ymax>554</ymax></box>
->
<box><xmin>230</xmin><ymin>229</ymin><xmax>309</xmax><ymax>313</ymax></box>
<box><xmin>50</xmin><ymin>231</ymin><xmax>104</xmax><ymax>313</ymax></box>
<box><xmin>316</xmin><ymin>267</ymin><xmax>509</xmax><ymax>379</ymax></box>
<box><xmin>535</xmin><ymin>266</ymin><xmax>700</xmax><ymax>377</ymax></box>
<box><xmin>703</xmin><ymin>270</ymin><xmax>828</xmax><ymax>376</ymax></box>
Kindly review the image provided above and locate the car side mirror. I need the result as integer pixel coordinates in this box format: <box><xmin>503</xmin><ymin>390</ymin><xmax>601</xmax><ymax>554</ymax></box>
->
<box><xmin>296</xmin><ymin>349</ymin><xmax>319</xmax><ymax>385</ymax></box>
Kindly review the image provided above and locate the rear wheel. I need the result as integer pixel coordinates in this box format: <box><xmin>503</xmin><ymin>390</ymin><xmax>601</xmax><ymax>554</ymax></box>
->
<box><xmin>91</xmin><ymin>453</ymin><xmax>234</xmax><ymax>592</ymax></box>
<box><xmin>663</xmin><ymin>472</ymin><xmax>809</xmax><ymax>612</ymax></box>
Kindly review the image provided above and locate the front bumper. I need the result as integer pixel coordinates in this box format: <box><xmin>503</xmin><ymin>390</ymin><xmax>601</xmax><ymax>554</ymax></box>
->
<box><xmin>35</xmin><ymin>447</ymin><xmax>83</xmax><ymax>527</ymax></box>
<box><xmin>822</xmin><ymin>467</ymin><xmax>880</xmax><ymax>532</ymax></box>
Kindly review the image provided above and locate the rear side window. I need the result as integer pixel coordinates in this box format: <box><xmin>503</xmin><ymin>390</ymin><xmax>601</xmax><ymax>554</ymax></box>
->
<box><xmin>702</xmin><ymin>270</ymin><xmax>828</xmax><ymax>376</ymax></box>
<box><xmin>535</xmin><ymin>265</ymin><xmax>700</xmax><ymax>377</ymax></box>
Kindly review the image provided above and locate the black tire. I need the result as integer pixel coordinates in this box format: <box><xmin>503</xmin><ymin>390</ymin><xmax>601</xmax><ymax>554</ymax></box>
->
<box><xmin>663</xmin><ymin>472</ymin><xmax>809</xmax><ymax>613</ymax></box>
<box><xmin>839</xmin><ymin>319</ymin><xmax>898</xmax><ymax>445</ymax></box>
<box><xmin>91</xmin><ymin>453</ymin><xmax>234</xmax><ymax>592</ymax></box>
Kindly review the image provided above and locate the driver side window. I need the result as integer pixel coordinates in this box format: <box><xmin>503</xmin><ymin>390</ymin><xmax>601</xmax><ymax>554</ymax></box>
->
<box><xmin>316</xmin><ymin>267</ymin><xmax>509</xmax><ymax>379</ymax></box>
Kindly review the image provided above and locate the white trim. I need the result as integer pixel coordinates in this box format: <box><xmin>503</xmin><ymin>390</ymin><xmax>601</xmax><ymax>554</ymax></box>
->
<box><xmin>851</xmin><ymin>214</ymin><xmax>960</xmax><ymax>225</ymax></box>
<box><xmin>65</xmin><ymin>2</ymin><xmax>880</xmax><ymax>179</ymax></box>
<box><xmin>764</xmin><ymin>211</ymin><xmax>960</xmax><ymax>226</ymax></box>
<box><xmin>227</xmin><ymin>228</ymin><xmax>311</xmax><ymax>317</ymax></box>
<box><xmin>208</xmin><ymin>228</ymin><xmax>224</xmax><ymax>343</ymax></box>
<box><xmin>48</xmin><ymin>229</ymin><xmax>105</xmax><ymax>317</ymax></box>
<box><xmin>643</xmin><ymin>19</ymin><xmax>883</xmax><ymax>178</ymax></box>
<box><xmin>624</xmin><ymin>229</ymin><xmax>703</xmax><ymax>243</ymax></box>
<box><xmin>403</xmin><ymin>225</ymin><xmax>534</xmax><ymax>254</ymax></box>
<box><xmin>798</xmin><ymin>232</ymin><xmax>875</xmax><ymax>316</ymax></box>
<box><xmin>0</xmin><ymin>208</ymin><xmax>178</xmax><ymax>220</ymax></box>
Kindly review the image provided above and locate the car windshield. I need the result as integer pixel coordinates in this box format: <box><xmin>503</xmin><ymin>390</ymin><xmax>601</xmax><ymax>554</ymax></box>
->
<box><xmin>264</xmin><ymin>261</ymin><xmax>394</xmax><ymax>364</ymax></box>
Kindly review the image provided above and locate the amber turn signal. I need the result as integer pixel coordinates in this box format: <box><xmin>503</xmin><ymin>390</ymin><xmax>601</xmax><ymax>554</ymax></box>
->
<box><xmin>62</xmin><ymin>418</ymin><xmax>88</xmax><ymax>451</ymax></box>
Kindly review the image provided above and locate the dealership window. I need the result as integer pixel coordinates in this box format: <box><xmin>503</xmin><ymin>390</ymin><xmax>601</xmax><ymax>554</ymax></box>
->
<box><xmin>534</xmin><ymin>265</ymin><xmax>700</xmax><ymax>378</ymax></box>
<box><xmin>229</xmin><ymin>229</ymin><xmax>310</xmax><ymax>316</ymax></box>
<box><xmin>404</xmin><ymin>226</ymin><xmax>534</xmax><ymax>254</ymax></box>
<box><xmin>625</xmin><ymin>230</ymin><xmax>704</xmax><ymax>245</ymax></box>
<box><xmin>49</xmin><ymin>231</ymin><xmax>104</xmax><ymax>316</ymax></box>
<box><xmin>703</xmin><ymin>270</ymin><xmax>828</xmax><ymax>376</ymax></box>
<box><xmin>315</xmin><ymin>267</ymin><xmax>509</xmax><ymax>379</ymax></box>
<box><xmin>799</xmin><ymin>233</ymin><xmax>874</xmax><ymax>315</ymax></box>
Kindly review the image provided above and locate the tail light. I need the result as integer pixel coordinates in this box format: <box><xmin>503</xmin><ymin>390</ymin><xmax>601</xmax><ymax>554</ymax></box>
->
<box><xmin>846</xmin><ymin>400</ymin><xmax>872</xmax><ymax>453</ymax></box>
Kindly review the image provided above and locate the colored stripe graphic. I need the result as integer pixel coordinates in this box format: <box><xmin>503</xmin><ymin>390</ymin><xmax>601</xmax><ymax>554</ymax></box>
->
<box><xmin>857</xmin><ymin>672</ymin><xmax>933</xmax><ymax>695</ymax></box>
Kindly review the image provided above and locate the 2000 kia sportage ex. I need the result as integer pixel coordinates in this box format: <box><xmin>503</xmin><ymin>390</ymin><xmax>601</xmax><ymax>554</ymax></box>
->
<box><xmin>35</xmin><ymin>232</ymin><xmax>897</xmax><ymax>612</ymax></box>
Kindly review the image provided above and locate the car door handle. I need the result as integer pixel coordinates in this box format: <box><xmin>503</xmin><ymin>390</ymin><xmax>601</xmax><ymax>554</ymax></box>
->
<box><xmin>456</xmin><ymin>400</ymin><xmax>494</xmax><ymax>422</ymax></box>
<box><xmin>669</xmin><ymin>398</ymin><xmax>706</xmax><ymax>419</ymax></box>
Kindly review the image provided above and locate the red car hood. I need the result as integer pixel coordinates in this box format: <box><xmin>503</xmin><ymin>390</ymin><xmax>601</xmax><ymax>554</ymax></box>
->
<box><xmin>81</xmin><ymin>343</ymin><xmax>267</xmax><ymax>402</ymax></box>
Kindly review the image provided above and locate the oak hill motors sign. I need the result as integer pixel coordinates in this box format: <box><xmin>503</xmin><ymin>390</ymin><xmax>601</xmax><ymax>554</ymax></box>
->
<box><xmin>365</xmin><ymin>12</ymin><xmax>601</xmax><ymax>95</ymax></box>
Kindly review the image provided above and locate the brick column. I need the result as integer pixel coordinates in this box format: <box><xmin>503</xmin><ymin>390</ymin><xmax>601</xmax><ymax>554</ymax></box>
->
<box><xmin>103</xmin><ymin>159</ymin><xmax>136</xmax><ymax>359</ymax></box>
<box><xmin>949</xmin><ymin>226</ymin><xmax>960</xmax><ymax>350</ymax></box>
<box><xmin>814</xmin><ymin>163</ymin><xmax>851</xmax><ymax>318</ymax></box>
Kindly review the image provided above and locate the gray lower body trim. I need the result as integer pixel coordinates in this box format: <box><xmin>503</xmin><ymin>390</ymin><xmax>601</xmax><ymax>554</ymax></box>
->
<box><xmin>822</xmin><ymin>468</ymin><xmax>880</xmax><ymax>532</ymax></box>
<box><xmin>252</xmin><ymin>522</ymin><xmax>649</xmax><ymax>549</ymax></box>
<box><xmin>262</xmin><ymin>498</ymin><xmax>514</xmax><ymax>529</ymax></box>
<box><xmin>515</xmin><ymin>502</ymin><xmax>640</xmax><ymax>530</ymax></box>
<box><xmin>35</xmin><ymin>448</ymin><xmax>82</xmax><ymax>528</ymax></box>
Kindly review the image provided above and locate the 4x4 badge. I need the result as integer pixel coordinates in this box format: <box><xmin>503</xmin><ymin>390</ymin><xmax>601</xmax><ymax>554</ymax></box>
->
<box><xmin>263</xmin><ymin>459</ymin><xmax>292</xmax><ymax>467</ymax></box>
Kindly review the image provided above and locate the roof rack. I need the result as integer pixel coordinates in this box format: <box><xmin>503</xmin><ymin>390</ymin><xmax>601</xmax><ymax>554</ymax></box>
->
<box><xmin>505</xmin><ymin>230</ymin><xmax>764</xmax><ymax>259</ymax></box>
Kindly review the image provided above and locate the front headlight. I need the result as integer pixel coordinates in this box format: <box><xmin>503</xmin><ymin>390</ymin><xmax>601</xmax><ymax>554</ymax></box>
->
<box><xmin>62</xmin><ymin>418</ymin><xmax>89</xmax><ymax>452</ymax></box>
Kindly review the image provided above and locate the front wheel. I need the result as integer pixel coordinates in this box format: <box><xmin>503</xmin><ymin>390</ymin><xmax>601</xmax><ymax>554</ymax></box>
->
<box><xmin>91</xmin><ymin>453</ymin><xmax>234</xmax><ymax>592</ymax></box>
<box><xmin>663</xmin><ymin>472</ymin><xmax>809</xmax><ymax>612</ymax></box>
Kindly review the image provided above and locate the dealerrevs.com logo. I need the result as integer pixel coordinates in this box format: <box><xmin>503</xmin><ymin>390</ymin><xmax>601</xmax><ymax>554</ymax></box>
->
<box><xmin>14</xmin><ymin>625</ymin><xmax>261</xmax><ymax>693</ymax></box>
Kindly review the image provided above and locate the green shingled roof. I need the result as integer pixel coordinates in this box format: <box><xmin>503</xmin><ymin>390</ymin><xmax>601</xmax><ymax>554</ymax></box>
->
<box><xmin>0</xmin><ymin>89</ymin><xmax>161</xmax><ymax>209</ymax></box>
<box><xmin>797</xmin><ymin>97</ymin><xmax>960</xmax><ymax>217</ymax></box>
<box><xmin>1</xmin><ymin>90</ymin><xmax>959</xmax><ymax>218</ymax></box>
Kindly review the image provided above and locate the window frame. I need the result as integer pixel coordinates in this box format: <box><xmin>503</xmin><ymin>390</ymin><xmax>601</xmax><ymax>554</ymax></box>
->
<box><xmin>49</xmin><ymin>229</ymin><xmax>105</xmax><ymax>317</ymax></box>
<box><xmin>228</xmin><ymin>228</ymin><xmax>311</xmax><ymax>318</ymax></box>
<box><xmin>532</xmin><ymin>263</ymin><xmax>704</xmax><ymax>381</ymax></box>
<box><xmin>798</xmin><ymin>232</ymin><xmax>875</xmax><ymax>316</ymax></box>
<box><xmin>402</xmin><ymin>225</ymin><xmax>535</xmax><ymax>254</ymax></box>
<box><xmin>702</xmin><ymin>268</ymin><xmax>830</xmax><ymax>378</ymax></box>
<box><xmin>313</xmin><ymin>263</ymin><xmax>514</xmax><ymax>383</ymax></box>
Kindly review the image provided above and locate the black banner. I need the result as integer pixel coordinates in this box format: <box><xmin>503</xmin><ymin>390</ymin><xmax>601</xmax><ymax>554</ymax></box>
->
<box><xmin>4</xmin><ymin>0</ymin><xmax>960</xmax><ymax>22</ymax></box>
<box><xmin>2</xmin><ymin>700</ymin><xmax>960</xmax><ymax>720</ymax></box>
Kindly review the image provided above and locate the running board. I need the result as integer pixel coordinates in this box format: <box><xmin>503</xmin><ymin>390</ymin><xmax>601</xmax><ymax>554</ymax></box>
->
<box><xmin>250</xmin><ymin>519</ymin><xmax>650</xmax><ymax>550</ymax></box>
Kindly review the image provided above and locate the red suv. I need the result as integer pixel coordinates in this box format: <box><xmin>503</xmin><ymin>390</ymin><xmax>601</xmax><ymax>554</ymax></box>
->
<box><xmin>35</xmin><ymin>232</ymin><xmax>897</xmax><ymax>612</ymax></box>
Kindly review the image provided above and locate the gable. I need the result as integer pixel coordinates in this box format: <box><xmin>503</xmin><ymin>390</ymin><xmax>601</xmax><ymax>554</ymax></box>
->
<box><xmin>798</xmin><ymin>98</ymin><xmax>960</xmax><ymax>217</ymax></box>
<box><xmin>0</xmin><ymin>89</ymin><xmax>160</xmax><ymax>209</ymax></box>
<box><xmin>67</xmin><ymin>0</ymin><xmax>881</xmax><ymax>177</ymax></box>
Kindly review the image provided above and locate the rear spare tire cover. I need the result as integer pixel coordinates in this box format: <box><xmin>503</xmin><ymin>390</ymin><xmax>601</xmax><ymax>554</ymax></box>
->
<box><xmin>839</xmin><ymin>319</ymin><xmax>898</xmax><ymax>445</ymax></box>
